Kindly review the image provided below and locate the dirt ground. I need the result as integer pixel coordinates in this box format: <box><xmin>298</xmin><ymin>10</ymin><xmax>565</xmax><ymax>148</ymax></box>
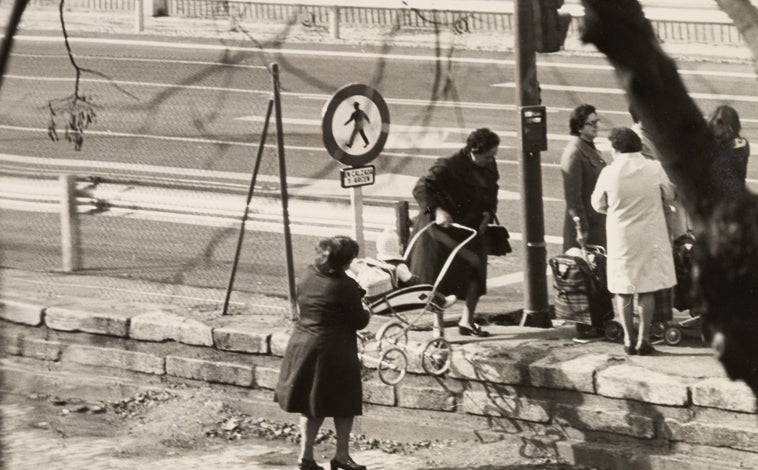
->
<box><xmin>0</xmin><ymin>384</ymin><xmax>588</xmax><ymax>469</ymax></box>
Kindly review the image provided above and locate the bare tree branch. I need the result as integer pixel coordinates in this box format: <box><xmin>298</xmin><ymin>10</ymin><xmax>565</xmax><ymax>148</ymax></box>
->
<box><xmin>0</xmin><ymin>0</ymin><xmax>29</xmax><ymax>92</ymax></box>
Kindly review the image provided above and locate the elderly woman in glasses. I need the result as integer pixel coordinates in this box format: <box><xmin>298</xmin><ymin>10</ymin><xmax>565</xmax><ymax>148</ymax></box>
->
<box><xmin>560</xmin><ymin>104</ymin><xmax>611</xmax><ymax>338</ymax></box>
<box><xmin>561</xmin><ymin>103</ymin><xmax>609</xmax><ymax>253</ymax></box>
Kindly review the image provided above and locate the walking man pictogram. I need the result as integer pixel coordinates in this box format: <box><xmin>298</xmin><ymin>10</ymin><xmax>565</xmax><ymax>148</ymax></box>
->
<box><xmin>344</xmin><ymin>102</ymin><xmax>371</xmax><ymax>148</ymax></box>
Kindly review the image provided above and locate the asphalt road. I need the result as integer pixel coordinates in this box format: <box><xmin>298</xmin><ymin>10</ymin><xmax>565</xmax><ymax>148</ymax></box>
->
<box><xmin>1</xmin><ymin>31</ymin><xmax>757</xmax><ymax>302</ymax></box>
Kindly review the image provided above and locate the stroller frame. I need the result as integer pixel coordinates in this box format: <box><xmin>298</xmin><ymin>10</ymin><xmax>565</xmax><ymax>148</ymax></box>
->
<box><xmin>363</xmin><ymin>221</ymin><xmax>478</xmax><ymax>380</ymax></box>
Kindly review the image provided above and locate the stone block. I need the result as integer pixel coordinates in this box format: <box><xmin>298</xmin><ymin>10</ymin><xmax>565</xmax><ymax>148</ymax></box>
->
<box><xmin>596</xmin><ymin>365</ymin><xmax>690</xmax><ymax>406</ymax></box>
<box><xmin>529</xmin><ymin>354</ymin><xmax>612</xmax><ymax>393</ymax></box>
<box><xmin>665</xmin><ymin>418</ymin><xmax>758</xmax><ymax>453</ymax></box>
<box><xmin>396</xmin><ymin>381</ymin><xmax>457</xmax><ymax>412</ymax></box>
<box><xmin>554</xmin><ymin>403</ymin><xmax>655</xmax><ymax>439</ymax></box>
<box><xmin>166</xmin><ymin>356</ymin><xmax>253</xmax><ymax>387</ymax></box>
<box><xmin>363</xmin><ymin>380</ymin><xmax>395</xmax><ymax>406</ymax></box>
<box><xmin>20</xmin><ymin>337</ymin><xmax>62</xmax><ymax>362</ymax></box>
<box><xmin>45</xmin><ymin>306</ymin><xmax>129</xmax><ymax>337</ymax></box>
<box><xmin>65</xmin><ymin>344</ymin><xmax>164</xmax><ymax>375</ymax></box>
<box><xmin>270</xmin><ymin>330</ymin><xmax>290</xmax><ymax>357</ymax></box>
<box><xmin>3</xmin><ymin>335</ymin><xmax>21</xmax><ymax>356</ymax></box>
<box><xmin>254</xmin><ymin>365</ymin><xmax>280</xmax><ymax>390</ymax></box>
<box><xmin>462</xmin><ymin>385</ymin><xmax>550</xmax><ymax>423</ymax></box>
<box><xmin>213</xmin><ymin>327</ymin><xmax>269</xmax><ymax>354</ymax></box>
<box><xmin>0</xmin><ymin>300</ymin><xmax>43</xmax><ymax>326</ymax></box>
<box><xmin>130</xmin><ymin>312</ymin><xmax>212</xmax><ymax>346</ymax></box>
<box><xmin>449</xmin><ymin>347</ymin><xmax>523</xmax><ymax>385</ymax></box>
<box><xmin>692</xmin><ymin>378</ymin><xmax>757</xmax><ymax>413</ymax></box>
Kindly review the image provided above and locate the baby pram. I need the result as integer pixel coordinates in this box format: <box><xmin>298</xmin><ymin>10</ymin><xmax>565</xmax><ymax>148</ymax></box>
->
<box><xmin>549</xmin><ymin>216</ymin><xmax>618</xmax><ymax>341</ymax></box>
<box><xmin>661</xmin><ymin>231</ymin><xmax>699</xmax><ymax>345</ymax></box>
<box><xmin>356</xmin><ymin>222</ymin><xmax>477</xmax><ymax>380</ymax></box>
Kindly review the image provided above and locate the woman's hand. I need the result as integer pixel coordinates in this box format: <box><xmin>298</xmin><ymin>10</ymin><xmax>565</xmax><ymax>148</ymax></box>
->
<box><xmin>478</xmin><ymin>211</ymin><xmax>492</xmax><ymax>235</ymax></box>
<box><xmin>435</xmin><ymin>208</ymin><xmax>452</xmax><ymax>227</ymax></box>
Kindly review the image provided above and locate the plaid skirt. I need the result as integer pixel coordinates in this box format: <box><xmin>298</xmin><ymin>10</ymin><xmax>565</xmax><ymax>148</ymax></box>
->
<box><xmin>654</xmin><ymin>287</ymin><xmax>673</xmax><ymax>322</ymax></box>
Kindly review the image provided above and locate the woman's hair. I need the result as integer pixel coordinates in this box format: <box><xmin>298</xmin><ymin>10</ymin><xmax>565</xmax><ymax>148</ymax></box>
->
<box><xmin>466</xmin><ymin>128</ymin><xmax>500</xmax><ymax>153</ymax></box>
<box><xmin>707</xmin><ymin>105</ymin><xmax>742</xmax><ymax>147</ymax></box>
<box><xmin>314</xmin><ymin>236</ymin><xmax>360</xmax><ymax>274</ymax></box>
<box><xmin>608</xmin><ymin>127</ymin><xmax>643</xmax><ymax>153</ymax></box>
<box><xmin>569</xmin><ymin>104</ymin><xmax>597</xmax><ymax>136</ymax></box>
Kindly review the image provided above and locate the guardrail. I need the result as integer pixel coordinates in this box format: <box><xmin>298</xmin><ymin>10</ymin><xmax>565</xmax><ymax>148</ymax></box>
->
<box><xmin>28</xmin><ymin>0</ymin><xmax>742</xmax><ymax>45</ymax></box>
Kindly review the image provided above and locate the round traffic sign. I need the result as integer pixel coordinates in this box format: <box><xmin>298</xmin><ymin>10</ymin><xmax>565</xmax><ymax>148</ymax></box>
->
<box><xmin>322</xmin><ymin>83</ymin><xmax>390</xmax><ymax>166</ymax></box>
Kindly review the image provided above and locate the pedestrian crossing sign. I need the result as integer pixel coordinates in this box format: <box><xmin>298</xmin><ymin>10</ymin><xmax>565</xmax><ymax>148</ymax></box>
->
<box><xmin>322</xmin><ymin>83</ymin><xmax>390</xmax><ymax>166</ymax></box>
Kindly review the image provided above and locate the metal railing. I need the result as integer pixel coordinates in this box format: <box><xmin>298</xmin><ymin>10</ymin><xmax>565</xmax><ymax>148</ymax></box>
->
<box><xmin>24</xmin><ymin>0</ymin><xmax>743</xmax><ymax>45</ymax></box>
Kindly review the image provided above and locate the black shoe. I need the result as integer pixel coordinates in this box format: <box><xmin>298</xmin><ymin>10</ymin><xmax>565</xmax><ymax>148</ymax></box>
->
<box><xmin>330</xmin><ymin>457</ymin><xmax>366</xmax><ymax>470</ymax></box>
<box><xmin>458</xmin><ymin>323</ymin><xmax>490</xmax><ymax>337</ymax></box>
<box><xmin>624</xmin><ymin>344</ymin><xmax>637</xmax><ymax>355</ymax></box>
<box><xmin>637</xmin><ymin>340</ymin><xmax>656</xmax><ymax>356</ymax></box>
<box><xmin>299</xmin><ymin>459</ymin><xmax>324</xmax><ymax>470</ymax></box>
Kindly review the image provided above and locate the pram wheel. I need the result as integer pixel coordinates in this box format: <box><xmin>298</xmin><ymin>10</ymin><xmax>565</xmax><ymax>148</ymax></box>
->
<box><xmin>604</xmin><ymin>321</ymin><xmax>623</xmax><ymax>342</ymax></box>
<box><xmin>376</xmin><ymin>320</ymin><xmax>408</xmax><ymax>351</ymax></box>
<box><xmin>378</xmin><ymin>346</ymin><xmax>407</xmax><ymax>385</ymax></box>
<box><xmin>664</xmin><ymin>325</ymin><xmax>683</xmax><ymax>346</ymax></box>
<box><xmin>421</xmin><ymin>337</ymin><xmax>452</xmax><ymax>376</ymax></box>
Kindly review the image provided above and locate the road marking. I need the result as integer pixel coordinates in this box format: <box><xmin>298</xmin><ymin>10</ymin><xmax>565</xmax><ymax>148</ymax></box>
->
<box><xmin>10</xmin><ymin>74</ymin><xmax>758</xmax><ymax>124</ymax></box>
<box><xmin>9</xmin><ymin>52</ymin><xmax>270</xmax><ymax>69</ymax></box>
<box><xmin>12</xmin><ymin>35</ymin><xmax>756</xmax><ymax>80</ymax></box>
<box><xmin>494</xmin><ymin>82</ymin><xmax>758</xmax><ymax>103</ymax></box>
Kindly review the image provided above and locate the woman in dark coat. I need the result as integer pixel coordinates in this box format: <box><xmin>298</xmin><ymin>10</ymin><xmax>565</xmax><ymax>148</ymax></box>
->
<box><xmin>408</xmin><ymin>128</ymin><xmax>500</xmax><ymax>337</ymax></box>
<box><xmin>561</xmin><ymin>104</ymin><xmax>608</xmax><ymax>252</ymax></box>
<box><xmin>707</xmin><ymin>105</ymin><xmax>750</xmax><ymax>183</ymax></box>
<box><xmin>275</xmin><ymin>236</ymin><xmax>370</xmax><ymax>470</ymax></box>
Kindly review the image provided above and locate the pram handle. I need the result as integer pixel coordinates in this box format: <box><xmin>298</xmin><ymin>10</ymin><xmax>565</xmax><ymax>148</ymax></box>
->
<box><xmin>403</xmin><ymin>221</ymin><xmax>478</xmax><ymax>293</ymax></box>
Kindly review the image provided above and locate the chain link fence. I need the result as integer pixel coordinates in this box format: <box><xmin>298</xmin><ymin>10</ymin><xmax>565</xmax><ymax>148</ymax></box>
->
<box><xmin>0</xmin><ymin>12</ymin><xmax>297</xmax><ymax>318</ymax></box>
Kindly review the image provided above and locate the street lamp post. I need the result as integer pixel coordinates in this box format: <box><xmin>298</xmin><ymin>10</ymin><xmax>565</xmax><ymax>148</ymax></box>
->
<box><xmin>514</xmin><ymin>0</ymin><xmax>551</xmax><ymax>327</ymax></box>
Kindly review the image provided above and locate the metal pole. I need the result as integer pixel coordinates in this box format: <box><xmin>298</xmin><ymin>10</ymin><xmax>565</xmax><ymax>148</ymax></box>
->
<box><xmin>222</xmin><ymin>98</ymin><xmax>274</xmax><ymax>316</ymax></box>
<box><xmin>60</xmin><ymin>174</ymin><xmax>81</xmax><ymax>272</ymax></box>
<box><xmin>515</xmin><ymin>0</ymin><xmax>551</xmax><ymax>327</ymax></box>
<box><xmin>135</xmin><ymin>0</ymin><xmax>144</xmax><ymax>33</ymax></box>
<box><xmin>350</xmin><ymin>185</ymin><xmax>365</xmax><ymax>256</ymax></box>
<box><xmin>329</xmin><ymin>6</ymin><xmax>340</xmax><ymax>39</ymax></box>
<box><xmin>395</xmin><ymin>200</ymin><xmax>410</xmax><ymax>252</ymax></box>
<box><xmin>271</xmin><ymin>63</ymin><xmax>298</xmax><ymax>321</ymax></box>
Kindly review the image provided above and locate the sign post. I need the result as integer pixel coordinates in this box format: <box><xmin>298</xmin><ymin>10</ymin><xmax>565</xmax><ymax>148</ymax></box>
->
<box><xmin>322</xmin><ymin>84</ymin><xmax>390</xmax><ymax>253</ymax></box>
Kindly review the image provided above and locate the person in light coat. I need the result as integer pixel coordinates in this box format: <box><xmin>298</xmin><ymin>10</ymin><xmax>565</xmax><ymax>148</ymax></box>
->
<box><xmin>591</xmin><ymin>127</ymin><xmax>677</xmax><ymax>355</ymax></box>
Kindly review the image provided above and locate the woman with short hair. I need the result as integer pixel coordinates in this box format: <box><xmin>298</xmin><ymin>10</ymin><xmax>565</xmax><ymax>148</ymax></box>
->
<box><xmin>591</xmin><ymin>127</ymin><xmax>677</xmax><ymax>355</ymax></box>
<box><xmin>275</xmin><ymin>236</ymin><xmax>370</xmax><ymax>470</ymax></box>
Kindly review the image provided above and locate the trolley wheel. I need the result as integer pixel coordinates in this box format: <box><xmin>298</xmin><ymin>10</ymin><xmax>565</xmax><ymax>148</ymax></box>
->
<box><xmin>377</xmin><ymin>347</ymin><xmax>408</xmax><ymax>386</ymax></box>
<box><xmin>376</xmin><ymin>320</ymin><xmax>408</xmax><ymax>352</ymax></box>
<box><xmin>664</xmin><ymin>326</ymin><xmax>683</xmax><ymax>346</ymax></box>
<box><xmin>421</xmin><ymin>337</ymin><xmax>452</xmax><ymax>376</ymax></box>
<box><xmin>652</xmin><ymin>320</ymin><xmax>667</xmax><ymax>338</ymax></box>
<box><xmin>604</xmin><ymin>321</ymin><xmax>624</xmax><ymax>342</ymax></box>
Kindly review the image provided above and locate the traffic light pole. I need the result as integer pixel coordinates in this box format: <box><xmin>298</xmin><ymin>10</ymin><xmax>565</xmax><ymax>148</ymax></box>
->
<box><xmin>515</xmin><ymin>0</ymin><xmax>551</xmax><ymax>328</ymax></box>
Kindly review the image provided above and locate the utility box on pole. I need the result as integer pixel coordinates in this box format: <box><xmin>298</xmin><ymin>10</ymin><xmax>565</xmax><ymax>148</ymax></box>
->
<box><xmin>515</xmin><ymin>0</ymin><xmax>551</xmax><ymax>328</ymax></box>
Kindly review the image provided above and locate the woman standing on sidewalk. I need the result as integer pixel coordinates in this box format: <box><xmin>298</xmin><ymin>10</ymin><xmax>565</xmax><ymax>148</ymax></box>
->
<box><xmin>275</xmin><ymin>236</ymin><xmax>370</xmax><ymax>470</ymax></box>
<box><xmin>591</xmin><ymin>127</ymin><xmax>677</xmax><ymax>355</ymax></box>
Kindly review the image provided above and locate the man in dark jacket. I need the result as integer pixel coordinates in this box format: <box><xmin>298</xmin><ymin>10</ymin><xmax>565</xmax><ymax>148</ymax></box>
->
<box><xmin>408</xmin><ymin>128</ymin><xmax>500</xmax><ymax>337</ymax></box>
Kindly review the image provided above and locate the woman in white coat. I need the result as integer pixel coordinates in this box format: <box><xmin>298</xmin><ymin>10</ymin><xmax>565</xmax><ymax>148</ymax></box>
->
<box><xmin>591</xmin><ymin>127</ymin><xmax>677</xmax><ymax>355</ymax></box>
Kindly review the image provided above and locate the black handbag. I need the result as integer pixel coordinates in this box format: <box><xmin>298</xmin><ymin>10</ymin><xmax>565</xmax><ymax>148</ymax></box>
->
<box><xmin>484</xmin><ymin>216</ymin><xmax>512</xmax><ymax>256</ymax></box>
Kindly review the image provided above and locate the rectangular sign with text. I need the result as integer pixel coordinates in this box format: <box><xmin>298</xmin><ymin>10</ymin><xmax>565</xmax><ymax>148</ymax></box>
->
<box><xmin>340</xmin><ymin>165</ymin><xmax>376</xmax><ymax>188</ymax></box>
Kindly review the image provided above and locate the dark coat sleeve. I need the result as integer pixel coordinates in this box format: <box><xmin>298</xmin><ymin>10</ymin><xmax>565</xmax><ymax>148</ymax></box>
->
<box><xmin>561</xmin><ymin>143</ymin><xmax>588</xmax><ymax>231</ymax></box>
<box><xmin>341</xmin><ymin>277</ymin><xmax>370</xmax><ymax>330</ymax></box>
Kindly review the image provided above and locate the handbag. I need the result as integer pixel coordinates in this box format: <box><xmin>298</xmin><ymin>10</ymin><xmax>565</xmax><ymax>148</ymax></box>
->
<box><xmin>484</xmin><ymin>216</ymin><xmax>512</xmax><ymax>256</ymax></box>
